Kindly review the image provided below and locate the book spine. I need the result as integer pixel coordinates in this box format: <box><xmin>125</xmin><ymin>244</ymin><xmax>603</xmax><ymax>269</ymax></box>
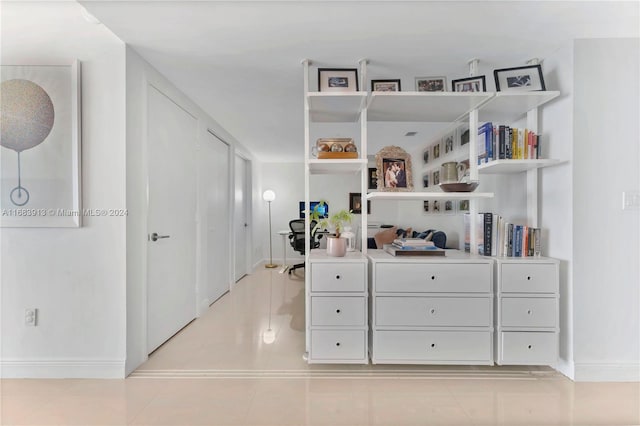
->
<box><xmin>514</xmin><ymin>225</ymin><xmax>522</xmax><ymax>257</ymax></box>
<box><xmin>534</xmin><ymin>228</ymin><xmax>542</xmax><ymax>256</ymax></box>
<box><xmin>535</xmin><ymin>134</ymin><xmax>540</xmax><ymax>159</ymax></box>
<box><xmin>508</xmin><ymin>223</ymin><xmax>514</xmax><ymax>257</ymax></box>
<box><xmin>483</xmin><ymin>212</ymin><xmax>492</xmax><ymax>257</ymax></box>
<box><xmin>522</xmin><ymin>225</ymin><xmax>528</xmax><ymax>257</ymax></box>
<box><xmin>498</xmin><ymin>125</ymin><xmax>506</xmax><ymax>159</ymax></box>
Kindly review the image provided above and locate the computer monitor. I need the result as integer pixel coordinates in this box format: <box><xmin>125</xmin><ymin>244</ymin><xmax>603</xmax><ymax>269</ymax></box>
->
<box><xmin>299</xmin><ymin>201</ymin><xmax>328</xmax><ymax>219</ymax></box>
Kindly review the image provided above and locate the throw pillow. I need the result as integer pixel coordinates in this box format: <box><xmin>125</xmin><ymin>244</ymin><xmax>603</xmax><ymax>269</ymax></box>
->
<box><xmin>374</xmin><ymin>226</ymin><xmax>397</xmax><ymax>249</ymax></box>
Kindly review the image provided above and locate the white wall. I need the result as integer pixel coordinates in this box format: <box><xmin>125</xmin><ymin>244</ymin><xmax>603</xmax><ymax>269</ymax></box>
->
<box><xmin>0</xmin><ymin>2</ymin><xmax>127</xmax><ymax>378</ymax></box>
<box><xmin>125</xmin><ymin>48</ymin><xmax>254</xmax><ymax>375</ymax></box>
<box><xmin>572</xmin><ymin>38</ymin><xmax>640</xmax><ymax>381</ymax></box>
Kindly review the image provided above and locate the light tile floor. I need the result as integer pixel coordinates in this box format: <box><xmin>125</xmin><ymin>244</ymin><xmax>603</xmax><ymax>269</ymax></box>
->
<box><xmin>2</xmin><ymin>267</ymin><xmax>639</xmax><ymax>425</ymax></box>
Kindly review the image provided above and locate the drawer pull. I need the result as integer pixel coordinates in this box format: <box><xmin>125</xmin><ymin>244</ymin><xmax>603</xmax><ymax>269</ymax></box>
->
<box><xmin>429</xmin><ymin>343</ymin><xmax>437</xmax><ymax>349</ymax></box>
<box><xmin>527</xmin><ymin>344</ymin><xmax>533</xmax><ymax>349</ymax></box>
<box><xmin>335</xmin><ymin>275</ymin><xmax>341</xmax><ymax>280</ymax></box>
<box><xmin>527</xmin><ymin>309</ymin><xmax>532</xmax><ymax>315</ymax></box>
<box><xmin>336</xmin><ymin>342</ymin><xmax>341</xmax><ymax>347</ymax></box>
<box><xmin>429</xmin><ymin>308</ymin><xmax>436</xmax><ymax>315</ymax></box>
<box><xmin>527</xmin><ymin>276</ymin><xmax>531</xmax><ymax>280</ymax></box>
<box><xmin>430</xmin><ymin>275</ymin><xmax>436</xmax><ymax>280</ymax></box>
<box><xmin>336</xmin><ymin>309</ymin><xmax>341</xmax><ymax>314</ymax></box>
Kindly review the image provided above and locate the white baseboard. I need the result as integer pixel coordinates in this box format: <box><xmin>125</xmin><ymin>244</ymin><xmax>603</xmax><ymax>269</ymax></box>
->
<box><xmin>0</xmin><ymin>359</ymin><xmax>126</xmax><ymax>379</ymax></box>
<box><xmin>574</xmin><ymin>362</ymin><xmax>640</xmax><ymax>382</ymax></box>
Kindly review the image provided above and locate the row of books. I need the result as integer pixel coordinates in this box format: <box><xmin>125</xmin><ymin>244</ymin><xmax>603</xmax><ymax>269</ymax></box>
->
<box><xmin>464</xmin><ymin>213</ymin><xmax>542</xmax><ymax>257</ymax></box>
<box><xmin>478</xmin><ymin>123</ymin><xmax>541</xmax><ymax>164</ymax></box>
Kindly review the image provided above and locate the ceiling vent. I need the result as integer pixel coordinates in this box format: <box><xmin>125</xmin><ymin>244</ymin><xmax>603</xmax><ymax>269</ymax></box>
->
<box><xmin>404</xmin><ymin>131</ymin><xmax>418</xmax><ymax>137</ymax></box>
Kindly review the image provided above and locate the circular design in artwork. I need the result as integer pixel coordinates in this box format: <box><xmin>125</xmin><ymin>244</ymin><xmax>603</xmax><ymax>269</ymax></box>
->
<box><xmin>0</xmin><ymin>79</ymin><xmax>55</xmax><ymax>152</ymax></box>
<box><xmin>10</xmin><ymin>186</ymin><xmax>30</xmax><ymax>206</ymax></box>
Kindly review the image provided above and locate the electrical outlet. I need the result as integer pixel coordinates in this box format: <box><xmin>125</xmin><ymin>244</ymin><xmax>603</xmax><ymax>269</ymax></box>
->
<box><xmin>25</xmin><ymin>308</ymin><xmax>37</xmax><ymax>326</ymax></box>
<box><xmin>622</xmin><ymin>191</ymin><xmax>640</xmax><ymax>210</ymax></box>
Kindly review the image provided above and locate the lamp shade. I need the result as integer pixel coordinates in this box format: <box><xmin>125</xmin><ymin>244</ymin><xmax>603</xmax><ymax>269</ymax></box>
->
<box><xmin>262</xmin><ymin>190</ymin><xmax>276</xmax><ymax>202</ymax></box>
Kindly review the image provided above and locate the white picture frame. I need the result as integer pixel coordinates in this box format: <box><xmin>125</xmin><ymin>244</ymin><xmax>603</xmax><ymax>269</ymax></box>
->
<box><xmin>1</xmin><ymin>61</ymin><xmax>82</xmax><ymax>227</ymax></box>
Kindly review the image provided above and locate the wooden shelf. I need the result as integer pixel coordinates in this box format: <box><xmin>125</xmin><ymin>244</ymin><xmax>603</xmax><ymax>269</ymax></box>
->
<box><xmin>476</xmin><ymin>91</ymin><xmax>560</xmax><ymax>123</ymax></box>
<box><xmin>307</xmin><ymin>92</ymin><xmax>367</xmax><ymax>122</ymax></box>
<box><xmin>366</xmin><ymin>191</ymin><xmax>494</xmax><ymax>200</ymax></box>
<box><xmin>367</xmin><ymin>92</ymin><xmax>492</xmax><ymax>122</ymax></box>
<box><xmin>308</xmin><ymin>159</ymin><xmax>367</xmax><ymax>174</ymax></box>
<box><xmin>478</xmin><ymin>159</ymin><xmax>563</xmax><ymax>174</ymax></box>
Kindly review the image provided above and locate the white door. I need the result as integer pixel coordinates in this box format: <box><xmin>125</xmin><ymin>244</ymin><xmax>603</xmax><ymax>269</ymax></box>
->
<box><xmin>147</xmin><ymin>85</ymin><xmax>197</xmax><ymax>353</ymax></box>
<box><xmin>234</xmin><ymin>155</ymin><xmax>249</xmax><ymax>281</ymax></box>
<box><xmin>204</xmin><ymin>130</ymin><xmax>230</xmax><ymax>303</ymax></box>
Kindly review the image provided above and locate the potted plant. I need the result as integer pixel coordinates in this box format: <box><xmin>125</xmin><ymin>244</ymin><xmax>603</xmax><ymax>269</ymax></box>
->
<box><xmin>314</xmin><ymin>208</ymin><xmax>354</xmax><ymax>257</ymax></box>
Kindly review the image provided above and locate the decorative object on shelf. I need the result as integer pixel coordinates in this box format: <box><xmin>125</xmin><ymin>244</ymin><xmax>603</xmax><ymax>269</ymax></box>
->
<box><xmin>349</xmin><ymin>192</ymin><xmax>370</xmax><ymax>215</ymax></box>
<box><xmin>341</xmin><ymin>226</ymin><xmax>356</xmax><ymax>252</ymax></box>
<box><xmin>415</xmin><ymin>76</ymin><xmax>447</xmax><ymax>92</ymax></box>
<box><xmin>375</xmin><ymin>146</ymin><xmax>413</xmax><ymax>192</ymax></box>
<box><xmin>494</xmin><ymin>64</ymin><xmax>546</xmax><ymax>92</ymax></box>
<box><xmin>1</xmin><ymin>61</ymin><xmax>81</xmax><ymax>228</ymax></box>
<box><xmin>371</xmin><ymin>79</ymin><xmax>401</xmax><ymax>92</ymax></box>
<box><xmin>439</xmin><ymin>181</ymin><xmax>479</xmax><ymax>192</ymax></box>
<box><xmin>452</xmin><ymin>75</ymin><xmax>487</xmax><ymax>92</ymax></box>
<box><xmin>314</xmin><ymin>138</ymin><xmax>358</xmax><ymax>159</ymax></box>
<box><xmin>383</xmin><ymin>243</ymin><xmax>445</xmax><ymax>256</ymax></box>
<box><xmin>262</xmin><ymin>190</ymin><xmax>278</xmax><ymax>268</ymax></box>
<box><xmin>368</xmin><ymin>168</ymin><xmax>377</xmax><ymax>190</ymax></box>
<box><xmin>318</xmin><ymin>68</ymin><xmax>359</xmax><ymax>92</ymax></box>
<box><xmin>314</xmin><ymin>209</ymin><xmax>354</xmax><ymax>257</ymax></box>
<box><xmin>440</xmin><ymin>161</ymin><xmax>468</xmax><ymax>184</ymax></box>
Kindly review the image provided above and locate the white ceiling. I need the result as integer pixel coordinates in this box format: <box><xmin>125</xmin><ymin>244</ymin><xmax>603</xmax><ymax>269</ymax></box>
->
<box><xmin>82</xmin><ymin>1</ymin><xmax>639</xmax><ymax>162</ymax></box>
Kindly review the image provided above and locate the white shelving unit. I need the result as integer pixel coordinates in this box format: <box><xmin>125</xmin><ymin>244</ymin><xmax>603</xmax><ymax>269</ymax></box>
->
<box><xmin>479</xmin><ymin>159</ymin><xmax>562</xmax><ymax>174</ymax></box>
<box><xmin>367</xmin><ymin>192</ymin><xmax>494</xmax><ymax>200</ymax></box>
<box><xmin>308</xmin><ymin>159</ymin><xmax>367</xmax><ymax>175</ymax></box>
<box><xmin>307</xmin><ymin>92</ymin><xmax>367</xmax><ymax>122</ymax></box>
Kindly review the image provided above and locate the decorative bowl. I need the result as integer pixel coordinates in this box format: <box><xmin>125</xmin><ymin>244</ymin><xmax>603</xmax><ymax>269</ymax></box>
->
<box><xmin>439</xmin><ymin>182</ymin><xmax>479</xmax><ymax>192</ymax></box>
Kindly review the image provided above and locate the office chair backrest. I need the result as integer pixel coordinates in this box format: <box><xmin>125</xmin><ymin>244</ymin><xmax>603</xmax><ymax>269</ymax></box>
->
<box><xmin>289</xmin><ymin>219</ymin><xmax>318</xmax><ymax>254</ymax></box>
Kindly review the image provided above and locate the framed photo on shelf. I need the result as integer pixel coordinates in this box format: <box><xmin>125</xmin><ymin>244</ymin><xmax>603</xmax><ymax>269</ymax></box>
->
<box><xmin>349</xmin><ymin>192</ymin><xmax>370</xmax><ymax>214</ymax></box>
<box><xmin>451</xmin><ymin>75</ymin><xmax>486</xmax><ymax>92</ymax></box>
<box><xmin>415</xmin><ymin>76</ymin><xmax>447</xmax><ymax>92</ymax></box>
<box><xmin>494</xmin><ymin>64</ymin><xmax>546</xmax><ymax>92</ymax></box>
<box><xmin>444</xmin><ymin>199</ymin><xmax>456</xmax><ymax>215</ymax></box>
<box><xmin>432</xmin><ymin>140</ymin><xmax>441</xmax><ymax>160</ymax></box>
<box><xmin>318</xmin><ymin>68</ymin><xmax>359</xmax><ymax>92</ymax></box>
<box><xmin>422</xmin><ymin>172</ymin><xmax>429</xmax><ymax>188</ymax></box>
<box><xmin>443</xmin><ymin>131</ymin><xmax>455</xmax><ymax>155</ymax></box>
<box><xmin>368</xmin><ymin>167</ymin><xmax>378</xmax><ymax>190</ymax></box>
<box><xmin>458</xmin><ymin>199</ymin><xmax>470</xmax><ymax>213</ymax></box>
<box><xmin>371</xmin><ymin>79</ymin><xmax>401</xmax><ymax>92</ymax></box>
<box><xmin>375</xmin><ymin>146</ymin><xmax>413</xmax><ymax>192</ymax></box>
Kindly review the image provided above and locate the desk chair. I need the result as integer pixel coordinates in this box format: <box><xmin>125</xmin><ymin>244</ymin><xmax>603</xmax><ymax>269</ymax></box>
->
<box><xmin>288</xmin><ymin>219</ymin><xmax>321</xmax><ymax>274</ymax></box>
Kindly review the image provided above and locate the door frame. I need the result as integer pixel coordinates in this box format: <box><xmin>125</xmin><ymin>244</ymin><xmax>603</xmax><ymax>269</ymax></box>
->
<box><xmin>234</xmin><ymin>152</ymin><xmax>253</xmax><ymax>285</ymax></box>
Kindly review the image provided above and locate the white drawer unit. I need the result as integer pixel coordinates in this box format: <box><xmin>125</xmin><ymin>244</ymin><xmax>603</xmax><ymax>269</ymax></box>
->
<box><xmin>307</xmin><ymin>252</ymin><xmax>368</xmax><ymax>364</ymax></box>
<box><xmin>495</xmin><ymin>258</ymin><xmax>560</xmax><ymax>366</ymax></box>
<box><xmin>368</xmin><ymin>250</ymin><xmax>494</xmax><ymax>365</ymax></box>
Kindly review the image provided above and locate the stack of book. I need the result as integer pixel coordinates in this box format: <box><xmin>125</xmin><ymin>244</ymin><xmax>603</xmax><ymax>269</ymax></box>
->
<box><xmin>384</xmin><ymin>238</ymin><xmax>444</xmax><ymax>257</ymax></box>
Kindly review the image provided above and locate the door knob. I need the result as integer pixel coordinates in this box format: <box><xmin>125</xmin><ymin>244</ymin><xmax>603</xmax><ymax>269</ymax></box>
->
<box><xmin>151</xmin><ymin>232</ymin><xmax>170</xmax><ymax>242</ymax></box>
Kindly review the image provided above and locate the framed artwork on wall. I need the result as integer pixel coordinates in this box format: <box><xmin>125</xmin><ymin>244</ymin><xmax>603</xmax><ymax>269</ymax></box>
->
<box><xmin>494</xmin><ymin>64</ymin><xmax>546</xmax><ymax>92</ymax></box>
<box><xmin>1</xmin><ymin>60</ymin><xmax>82</xmax><ymax>227</ymax></box>
<box><xmin>318</xmin><ymin>68</ymin><xmax>359</xmax><ymax>92</ymax></box>
<box><xmin>371</xmin><ymin>79</ymin><xmax>401</xmax><ymax>92</ymax></box>
<box><xmin>452</xmin><ymin>75</ymin><xmax>486</xmax><ymax>92</ymax></box>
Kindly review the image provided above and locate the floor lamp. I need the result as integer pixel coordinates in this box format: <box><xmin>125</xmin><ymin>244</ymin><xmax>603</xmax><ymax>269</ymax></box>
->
<box><xmin>263</xmin><ymin>189</ymin><xmax>278</xmax><ymax>269</ymax></box>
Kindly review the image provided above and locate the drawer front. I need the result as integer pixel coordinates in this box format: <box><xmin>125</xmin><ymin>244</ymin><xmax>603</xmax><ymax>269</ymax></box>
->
<box><xmin>500</xmin><ymin>297</ymin><xmax>557</xmax><ymax>328</ymax></box>
<box><xmin>311</xmin><ymin>297</ymin><xmax>366</xmax><ymax>326</ymax></box>
<box><xmin>311</xmin><ymin>263</ymin><xmax>365</xmax><ymax>292</ymax></box>
<box><xmin>310</xmin><ymin>330</ymin><xmax>366</xmax><ymax>360</ymax></box>
<box><xmin>501</xmin><ymin>263</ymin><xmax>558</xmax><ymax>293</ymax></box>
<box><xmin>374</xmin><ymin>330</ymin><xmax>492</xmax><ymax>362</ymax></box>
<box><xmin>376</xmin><ymin>297</ymin><xmax>491</xmax><ymax>327</ymax></box>
<box><xmin>375</xmin><ymin>263</ymin><xmax>491</xmax><ymax>293</ymax></box>
<box><xmin>500</xmin><ymin>332</ymin><xmax>557</xmax><ymax>365</ymax></box>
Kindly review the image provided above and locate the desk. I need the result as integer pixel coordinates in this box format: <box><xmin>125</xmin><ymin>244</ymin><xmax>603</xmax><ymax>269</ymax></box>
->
<box><xmin>277</xmin><ymin>230</ymin><xmax>290</xmax><ymax>274</ymax></box>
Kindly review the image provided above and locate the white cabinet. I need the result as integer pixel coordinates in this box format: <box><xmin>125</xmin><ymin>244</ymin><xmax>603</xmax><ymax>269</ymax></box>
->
<box><xmin>307</xmin><ymin>251</ymin><xmax>368</xmax><ymax>364</ymax></box>
<box><xmin>495</xmin><ymin>257</ymin><xmax>560</xmax><ymax>365</ymax></box>
<box><xmin>368</xmin><ymin>250</ymin><xmax>494</xmax><ymax>365</ymax></box>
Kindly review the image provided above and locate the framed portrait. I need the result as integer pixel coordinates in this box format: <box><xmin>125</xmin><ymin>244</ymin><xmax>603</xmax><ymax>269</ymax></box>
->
<box><xmin>451</xmin><ymin>75</ymin><xmax>487</xmax><ymax>92</ymax></box>
<box><xmin>368</xmin><ymin>167</ymin><xmax>378</xmax><ymax>190</ymax></box>
<box><xmin>494</xmin><ymin>64</ymin><xmax>546</xmax><ymax>92</ymax></box>
<box><xmin>423</xmin><ymin>200</ymin><xmax>430</xmax><ymax>213</ymax></box>
<box><xmin>422</xmin><ymin>147</ymin><xmax>430</xmax><ymax>165</ymax></box>
<box><xmin>349</xmin><ymin>192</ymin><xmax>370</xmax><ymax>214</ymax></box>
<box><xmin>432</xmin><ymin>140</ymin><xmax>441</xmax><ymax>160</ymax></box>
<box><xmin>415</xmin><ymin>76</ymin><xmax>446</xmax><ymax>92</ymax></box>
<box><xmin>444</xmin><ymin>199</ymin><xmax>456</xmax><ymax>215</ymax></box>
<box><xmin>443</xmin><ymin>131</ymin><xmax>455</xmax><ymax>155</ymax></box>
<box><xmin>375</xmin><ymin>146</ymin><xmax>413</xmax><ymax>192</ymax></box>
<box><xmin>422</xmin><ymin>172</ymin><xmax>429</xmax><ymax>188</ymax></box>
<box><xmin>1</xmin><ymin>61</ymin><xmax>82</xmax><ymax>227</ymax></box>
<box><xmin>318</xmin><ymin>68</ymin><xmax>359</xmax><ymax>92</ymax></box>
<box><xmin>371</xmin><ymin>79</ymin><xmax>401</xmax><ymax>92</ymax></box>
<box><xmin>458</xmin><ymin>199</ymin><xmax>470</xmax><ymax>213</ymax></box>
<box><xmin>432</xmin><ymin>170</ymin><xmax>440</xmax><ymax>186</ymax></box>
